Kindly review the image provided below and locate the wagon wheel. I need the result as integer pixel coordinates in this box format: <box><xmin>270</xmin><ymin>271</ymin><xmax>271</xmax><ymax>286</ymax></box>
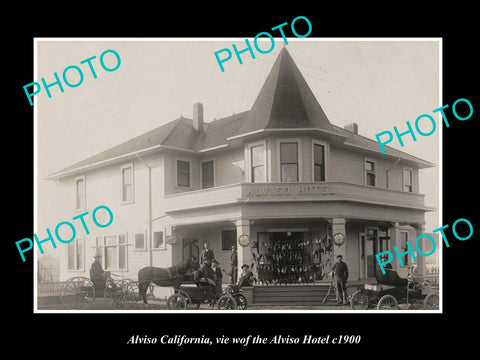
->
<box><xmin>377</xmin><ymin>294</ymin><xmax>399</xmax><ymax>310</ymax></box>
<box><xmin>217</xmin><ymin>294</ymin><xmax>237</xmax><ymax>310</ymax></box>
<box><xmin>107</xmin><ymin>281</ymin><xmax>140</xmax><ymax>309</ymax></box>
<box><xmin>103</xmin><ymin>279</ymin><xmax>124</xmax><ymax>308</ymax></box>
<box><xmin>176</xmin><ymin>289</ymin><xmax>198</xmax><ymax>309</ymax></box>
<box><xmin>350</xmin><ymin>290</ymin><xmax>369</xmax><ymax>310</ymax></box>
<box><xmin>60</xmin><ymin>277</ymin><xmax>96</xmax><ymax>309</ymax></box>
<box><xmin>167</xmin><ymin>293</ymin><xmax>187</xmax><ymax>309</ymax></box>
<box><xmin>423</xmin><ymin>292</ymin><xmax>439</xmax><ymax>310</ymax></box>
<box><xmin>234</xmin><ymin>294</ymin><xmax>248</xmax><ymax>310</ymax></box>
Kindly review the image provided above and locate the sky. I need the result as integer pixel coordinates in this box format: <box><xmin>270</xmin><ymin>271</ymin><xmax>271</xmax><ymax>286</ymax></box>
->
<box><xmin>36</xmin><ymin>39</ymin><xmax>440</xmax><ymax>256</ymax></box>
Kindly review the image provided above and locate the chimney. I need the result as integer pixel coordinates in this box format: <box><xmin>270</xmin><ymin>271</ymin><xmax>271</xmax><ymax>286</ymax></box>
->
<box><xmin>344</xmin><ymin>122</ymin><xmax>358</xmax><ymax>134</ymax></box>
<box><xmin>193</xmin><ymin>102</ymin><xmax>204</xmax><ymax>132</ymax></box>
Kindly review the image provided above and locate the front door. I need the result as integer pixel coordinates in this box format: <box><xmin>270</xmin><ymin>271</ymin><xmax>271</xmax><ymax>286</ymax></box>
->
<box><xmin>182</xmin><ymin>237</ymin><xmax>199</xmax><ymax>262</ymax></box>
<box><xmin>359</xmin><ymin>228</ymin><xmax>380</xmax><ymax>279</ymax></box>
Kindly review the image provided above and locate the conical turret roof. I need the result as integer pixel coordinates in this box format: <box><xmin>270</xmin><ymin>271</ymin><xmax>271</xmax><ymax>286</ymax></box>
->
<box><xmin>235</xmin><ymin>47</ymin><xmax>334</xmax><ymax>136</ymax></box>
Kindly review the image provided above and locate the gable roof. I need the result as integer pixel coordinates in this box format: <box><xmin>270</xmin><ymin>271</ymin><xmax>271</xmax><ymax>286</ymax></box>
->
<box><xmin>47</xmin><ymin>48</ymin><xmax>434</xmax><ymax>180</ymax></box>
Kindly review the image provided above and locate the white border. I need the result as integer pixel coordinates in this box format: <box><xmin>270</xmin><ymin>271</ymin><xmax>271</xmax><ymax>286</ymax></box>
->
<box><xmin>34</xmin><ymin>37</ymin><xmax>442</xmax><ymax>314</ymax></box>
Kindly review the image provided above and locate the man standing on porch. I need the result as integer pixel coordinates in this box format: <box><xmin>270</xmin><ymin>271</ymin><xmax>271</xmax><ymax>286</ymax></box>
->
<box><xmin>332</xmin><ymin>255</ymin><xmax>349</xmax><ymax>305</ymax></box>
<box><xmin>200</xmin><ymin>242</ymin><xmax>215</xmax><ymax>265</ymax></box>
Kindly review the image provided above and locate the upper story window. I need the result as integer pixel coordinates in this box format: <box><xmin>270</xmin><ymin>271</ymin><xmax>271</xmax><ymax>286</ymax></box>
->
<box><xmin>177</xmin><ymin>160</ymin><xmax>191</xmax><ymax>187</ymax></box>
<box><xmin>201</xmin><ymin>160</ymin><xmax>214</xmax><ymax>189</ymax></box>
<box><xmin>121</xmin><ymin>164</ymin><xmax>134</xmax><ymax>203</ymax></box>
<box><xmin>403</xmin><ymin>168</ymin><xmax>413</xmax><ymax>192</ymax></box>
<box><xmin>75</xmin><ymin>176</ymin><xmax>85</xmax><ymax>210</ymax></box>
<box><xmin>251</xmin><ymin>145</ymin><xmax>265</xmax><ymax>183</ymax></box>
<box><xmin>280</xmin><ymin>142</ymin><xmax>299</xmax><ymax>182</ymax></box>
<box><xmin>313</xmin><ymin>143</ymin><xmax>325</xmax><ymax>182</ymax></box>
<box><xmin>365</xmin><ymin>160</ymin><xmax>376</xmax><ymax>187</ymax></box>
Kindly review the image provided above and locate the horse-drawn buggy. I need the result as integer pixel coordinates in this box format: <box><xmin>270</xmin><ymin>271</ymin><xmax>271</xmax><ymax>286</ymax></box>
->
<box><xmin>138</xmin><ymin>257</ymin><xmax>248</xmax><ymax>310</ymax></box>
<box><xmin>350</xmin><ymin>265</ymin><xmax>439</xmax><ymax>310</ymax></box>
<box><xmin>59</xmin><ymin>272</ymin><xmax>140</xmax><ymax>309</ymax></box>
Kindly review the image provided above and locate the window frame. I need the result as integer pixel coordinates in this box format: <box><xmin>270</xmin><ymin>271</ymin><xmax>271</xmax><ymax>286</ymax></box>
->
<box><xmin>403</xmin><ymin>166</ymin><xmax>413</xmax><ymax>193</ymax></box>
<box><xmin>312</xmin><ymin>139</ymin><xmax>328</xmax><ymax>182</ymax></box>
<box><xmin>200</xmin><ymin>159</ymin><xmax>215</xmax><ymax>189</ymax></box>
<box><xmin>74</xmin><ymin>175</ymin><xmax>86</xmax><ymax>211</ymax></box>
<box><xmin>277</xmin><ymin>138</ymin><xmax>303</xmax><ymax>183</ymax></box>
<box><xmin>95</xmin><ymin>234</ymin><xmax>128</xmax><ymax>271</ymax></box>
<box><xmin>364</xmin><ymin>158</ymin><xmax>377</xmax><ymax>187</ymax></box>
<box><xmin>152</xmin><ymin>230</ymin><xmax>166</xmax><ymax>250</ymax></box>
<box><xmin>175</xmin><ymin>158</ymin><xmax>192</xmax><ymax>188</ymax></box>
<box><xmin>220</xmin><ymin>228</ymin><xmax>237</xmax><ymax>251</ymax></box>
<box><xmin>134</xmin><ymin>231</ymin><xmax>147</xmax><ymax>251</ymax></box>
<box><xmin>120</xmin><ymin>163</ymin><xmax>134</xmax><ymax>204</ymax></box>
<box><xmin>67</xmin><ymin>237</ymin><xmax>84</xmax><ymax>272</ymax></box>
<box><xmin>246</xmin><ymin>140</ymin><xmax>267</xmax><ymax>183</ymax></box>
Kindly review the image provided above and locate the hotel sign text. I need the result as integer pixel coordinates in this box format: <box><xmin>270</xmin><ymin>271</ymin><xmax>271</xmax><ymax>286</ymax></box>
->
<box><xmin>244</xmin><ymin>184</ymin><xmax>334</xmax><ymax>197</ymax></box>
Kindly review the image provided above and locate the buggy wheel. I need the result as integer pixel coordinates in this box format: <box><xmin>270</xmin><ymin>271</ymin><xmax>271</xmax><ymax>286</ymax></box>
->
<box><xmin>113</xmin><ymin>281</ymin><xmax>140</xmax><ymax>309</ymax></box>
<box><xmin>423</xmin><ymin>292</ymin><xmax>439</xmax><ymax>310</ymax></box>
<box><xmin>377</xmin><ymin>294</ymin><xmax>399</xmax><ymax>310</ymax></box>
<box><xmin>234</xmin><ymin>294</ymin><xmax>248</xmax><ymax>310</ymax></box>
<box><xmin>167</xmin><ymin>294</ymin><xmax>187</xmax><ymax>309</ymax></box>
<box><xmin>350</xmin><ymin>290</ymin><xmax>369</xmax><ymax>310</ymax></box>
<box><xmin>60</xmin><ymin>277</ymin><xmax>96</xmax><ymax>309</ymax></box>
<box><xmin>217</xmin><ymin>294</ymin><xmax>237</xmax><ymax>310</ymax></box>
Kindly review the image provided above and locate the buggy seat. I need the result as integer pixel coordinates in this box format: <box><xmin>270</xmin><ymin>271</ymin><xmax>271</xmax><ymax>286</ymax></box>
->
<box><xmin>375</xmin><ymin>268</ymin><xmax>408</xmax><ymax>287</ymax></box>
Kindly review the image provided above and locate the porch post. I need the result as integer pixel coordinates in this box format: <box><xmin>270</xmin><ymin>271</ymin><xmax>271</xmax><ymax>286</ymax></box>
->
<box><xmin>332</xmin><ymin>218</ymin><xmax>346</xmax><ymax>259</ymax></box>
<box><xmin>235</xmin><ymin>219</ymin><xmax>252</xmax><ymax>282</ymax></box>
<box><xmin>389</xmin><ymin>222</ymin><xmax>401</xmax><ymax>272</ymax></box>
<box><xmin>413</xmin><ymin>224</ymin><xmax>426</xmax><ymax>276</ymax></box>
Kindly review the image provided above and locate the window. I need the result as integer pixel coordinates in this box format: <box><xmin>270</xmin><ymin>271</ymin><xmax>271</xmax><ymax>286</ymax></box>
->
<box><xmin>153</xmin><ymin>231</ymin><xmax>164</xmax><ymax>249</ymax></box>
<box><xmin>251</xmin><ymin>145</ymin><xmax>265</xmax><ymax>183</ymax></box>
<box><xmin>177</xmin><ymin>160</ymin><xmax>190</xmax><ymax>187</ymax></box>
<box><xmin>96</xmin><ymin>235</ymin><xmax>127</xmax><ymax>271</ymax></box>
<box><xmin>403</xmin><ymin>168</ymin><xmax>413</xmax><ymax>192</ymax></box>
<box><xmin>280</xmin><ymin>142</ymin><xmax>298</xmax><ymax>182</ymax></box>
<box><xmin>313</xmin><ymin>143</ymin><xmax>325</xmax><ymax>182</ymax></box>
<box><xmin>221</xmin><ymin>229</ymin><xmax>237</xmax><ymax>251</ymax></box>
<box><xmin>75</xmin><ymin>177</ymin><xmax>85</xmax><ymax>210</ymax></box>
<box><xmin>121</xmin><ymin>165</ymin><xmax>133</xmax><ymax>203</ymax></box>
<box><xmin>134</xmin><ymin>233</ymin><xmax>145</xmax><ymax>250</ymax></box>
<box><xmin>201</xmin><ymin>160</ymin><xmax>214</xmax><ymax>189</ymax></box>
<box><xmin>365</xmin><ymin>160</ymin><xmax>376</xmax><ymax>186</ymax></box>
<box><xmin>67</xmin><ymin>238</ymin><xmax>84</xmax><ymax>271</ymax></box>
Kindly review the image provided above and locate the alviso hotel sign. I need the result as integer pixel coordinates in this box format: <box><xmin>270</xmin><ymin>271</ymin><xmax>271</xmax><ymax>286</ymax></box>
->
<box><xmin>243</xmin><ymin>183</ymin><xmax>334</xmax><ymax>198</ymax></box>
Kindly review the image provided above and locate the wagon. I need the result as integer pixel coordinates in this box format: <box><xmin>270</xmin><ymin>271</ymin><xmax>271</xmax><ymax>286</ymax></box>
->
<box><xmin>350</xmin><ymin>266</ymin><xmax>439</xmax><ymax>310</ymax></box>
<box><xmin>59</xmin><ymin>274</ymin><xmax>140</xmax><ymax>309</ymax></box>
<box><xmin>167</xmin><ymin>283</ymin><xmax>238</xmax><ymax>310</ymax></box>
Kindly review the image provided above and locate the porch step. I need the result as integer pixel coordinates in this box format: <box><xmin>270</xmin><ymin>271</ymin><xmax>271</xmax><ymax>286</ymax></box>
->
<box><xmin>252</xmin><ymin>285</ymin><xmax>337</xmax><ymax>304</ymax></box>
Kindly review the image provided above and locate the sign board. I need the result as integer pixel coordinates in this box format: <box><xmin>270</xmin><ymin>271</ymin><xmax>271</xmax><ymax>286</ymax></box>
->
<box><xmin>165</xmin><ymin>235</ymin><xmax>177</xmax><ymax>245</ymax></box>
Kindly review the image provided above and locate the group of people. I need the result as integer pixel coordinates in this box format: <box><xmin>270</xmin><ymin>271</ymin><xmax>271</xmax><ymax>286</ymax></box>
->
<box><xmin>89</xmin><ymin>242</ymin><xmax>352</xmax><ymax>305</ymax></box>
<box><xmin>198</xmin><ymin>243</ymin><xmax>254</xmax><ymax>295</ymax></box>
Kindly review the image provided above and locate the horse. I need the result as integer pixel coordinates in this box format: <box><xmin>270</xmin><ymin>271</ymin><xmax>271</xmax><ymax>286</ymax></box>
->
<box><xmin>137</xmin><ymin>257</ymin><xmax>199</xmax><ymax>304</ymax></box>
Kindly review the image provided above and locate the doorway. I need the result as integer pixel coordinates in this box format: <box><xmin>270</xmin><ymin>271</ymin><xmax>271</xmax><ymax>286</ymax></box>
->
<box><xmin>182</xmin><ymin>237</ymin><xmax>199</xmax><ymax>262</ymax></box>
<box><xmin>359</xmin><ymin>228</ymin><xmax>389</xmax><ymax>279</ymax></box>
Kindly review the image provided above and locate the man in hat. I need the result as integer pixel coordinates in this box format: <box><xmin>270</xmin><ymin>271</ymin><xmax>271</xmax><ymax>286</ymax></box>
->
<box><xmin>238</xmin><ymin>264</ymin><xmax>254</xmax><ymax>288</ymax></box>
<box><xmin>332</xmin><ymin>255</ymin><xmax>349</xmax><ymax>305</ymax></box>
<box><xmin>90</xmin><ymin>254</ymin><xmax>107</xmax><ymax>294</ymax></box>
<box><xmin>229</xmin><ymin>245</ymin><xmax>238</xmax><ymax>284</ymax></box>
<box><xmin>200</xmin><ymin>242</ymin><xmax>215</xmax><ymax>265</ymax></box>
<box><xmin>212</xmin><ymin>260</ymin><xmax>223</xmax><ymax>295</ymax></box>
<box><xmin>198</xmin><ymin>260</ymin><xmax>216</xmax><ymax>288</ymax></box>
